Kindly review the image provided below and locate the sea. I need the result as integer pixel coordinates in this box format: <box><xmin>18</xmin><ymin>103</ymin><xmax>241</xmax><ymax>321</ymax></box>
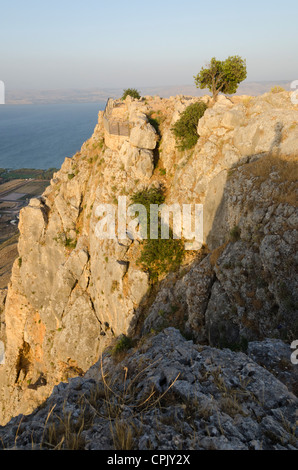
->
<box><xmin>0</xmin><ymin>102</ymin><xmax>106</xmax><ymax>170</ymax></box>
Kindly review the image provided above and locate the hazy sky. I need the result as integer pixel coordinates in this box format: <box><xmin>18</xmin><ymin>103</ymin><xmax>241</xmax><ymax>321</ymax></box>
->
<box><xmin>1</xmin><ymin>0</ymin><xmax>298</xmax><ymax>90</ymax></box>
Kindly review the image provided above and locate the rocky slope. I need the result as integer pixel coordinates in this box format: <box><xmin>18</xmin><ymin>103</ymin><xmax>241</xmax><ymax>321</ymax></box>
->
<box><xmin>0</xmin><ymin>91</ymin><xmax>297</xmax><ymax>448</ymax></box>
<box><xmin>0</xmin><ymin>328</ymin><xmax>297</xmax><ymax>450</ymax></box>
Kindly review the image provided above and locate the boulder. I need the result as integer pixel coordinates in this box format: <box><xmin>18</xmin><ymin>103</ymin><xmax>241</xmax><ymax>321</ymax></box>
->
<box><xmin>130</xmin><ymin>122</ymin><xmax>158</xmax><ymax>150</ymax></box>
<box><xmin>127</xmin><ymin>268</ymin><xmax>149</xmax><ymax>305</ymax></box>
<box><xmin>221</xmin><ymin>106</ymin><xmax>247</xmax><ymax>129</ymax></box>
<box><xmin>120</xmin><ymin>141</ymin><xmax>154</xmax><ymax>179</ymax></box>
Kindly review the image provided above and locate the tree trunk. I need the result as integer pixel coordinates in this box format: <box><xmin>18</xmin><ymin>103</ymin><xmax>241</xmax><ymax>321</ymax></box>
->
<box><xmin>212</xmin><ymin>87</ymin><xmax>219</xmax><ymax>104</ymax></box>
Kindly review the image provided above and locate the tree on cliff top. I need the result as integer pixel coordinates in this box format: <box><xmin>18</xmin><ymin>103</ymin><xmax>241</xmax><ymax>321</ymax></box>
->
<box><xmin>121</xmin><ymin>88</ymin><xmax>141</xmax><ymax>100</ymax></box>
<box><xmin>194</xmin><ymin>56</ymin><xmax>247</xmax><ymax>102</ymax></box>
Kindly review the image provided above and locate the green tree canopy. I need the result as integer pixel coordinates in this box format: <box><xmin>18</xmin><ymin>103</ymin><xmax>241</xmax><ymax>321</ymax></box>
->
<box><xmin>194</xmin><ymin>56</ymin><xmax>247</xmax><ymax>102</ymax></box>
<box><xmin>121</xmin><ymin>88</ymin><xmax>141</xmax><ymax>100</ymax></box>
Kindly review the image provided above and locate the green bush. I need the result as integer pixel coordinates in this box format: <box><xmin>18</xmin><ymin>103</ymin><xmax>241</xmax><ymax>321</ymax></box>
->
<box><xmin>112</xmin><ymin>335</ymin><xmax>133</xmax><ymax>356</ymax></box>
<box><xmin>131</xmin><ymin>187</ymin><xmax>184</xmax><ymax>282</ymax></box>
<box><xmin>131</xmin><ymin>186</ymin><xmax>165</xmax><ymax>231</ymax></box>
<box><xmin>54</xmin><ymin>232</ymin><xmax>77</xmax><ymax>250</ymax></box>
<box><xmin>171</xmin><ymin>101</ymin><xmax>207</xmax><ymax>151</ymax></box>
<box><xmin>230</xmin><ymin>225</ymin><xmax>241</xmax><ymax>242</ymax></box>
<box><xmin>270</xmin><ymin>85</ymin><xmax>285</xmax><ymax>93</ymax></box>
<box><xmin>121</xmin><ymin>88</ymin><xmax>141</xmax><ymax>100</ymax></box>
<box><xmin>131</xmin><ymin>186</ymin><xmax>165</xmax><ymax>212</ymax></box>
<box><xmin>137</xmin><ymin>233</ymin><xmax>184</xmax><ymax>282</ymax></box>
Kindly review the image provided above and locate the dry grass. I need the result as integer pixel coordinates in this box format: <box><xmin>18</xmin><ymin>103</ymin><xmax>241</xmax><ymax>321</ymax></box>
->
<box><xmin>112</xmin><ymin>420</ymin><xmax>135</xmax><ymax>450</ymax></box>
<box><xmin>145</xmin><ymin>98</ymin><xmax>175</xmax><ymax>129</ymax></box>
<box><xmin>206</xmin><ymin>366</ymin><xmax>257</xmax><ymax>416</ymax></box>
<box><xmin>219</xmin><ymin>396</ymin><xmax>246</xmax><ymax>417</ymax></box>
<box><xmin>80</xmin><ymin>353</ymin><xmax>181</xmax><ymax>450</ymax></box>
<box><xmin>243</xmin><ymin>153</ymin><xmax>297</xmax><ymax>181</ymax></box>
<box><xmin>241</xmin><ymin>96</ymin><xmax>253</xmax><ymax>109</ymax></box>
<box><xmin>40</xmin><ymin>398</ymin><xmax>91</xmax><ymax>450</ymax></box>
<box><xmin>209</xmin><ymin>241</ymin><xmax>229</xmax><ymax>267</ymax></box>
<box><xmin>279</xmin><ymin>412</ymin><xmax>298</xmax><ymax>447</ymax></box>
<box><xmin>44</xmin><ymin>410</ymin><xmax>86</xmax><ymax>450</ymax></box>
<box><xmin>240</xmin><ymin>153</ymin><xmax>298</xmax><ymax>207</ymax></box>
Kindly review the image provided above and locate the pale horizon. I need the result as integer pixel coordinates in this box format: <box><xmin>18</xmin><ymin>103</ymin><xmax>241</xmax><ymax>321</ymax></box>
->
<box><xmin>3</xmin><ymin>80</ymin><xmax>294</xmax><ymax>105</ymax></box>
<box><xmin>1</xmin><ymin>0</ymin><xmax>298</xmax><ymax>92</ymax></box>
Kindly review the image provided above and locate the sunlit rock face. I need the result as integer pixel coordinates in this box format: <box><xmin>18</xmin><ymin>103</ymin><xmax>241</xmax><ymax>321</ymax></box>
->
<box><xmin>0</xmin><ymin>92</ymin><xmax>297</xmax><ymax>427</ymax></box>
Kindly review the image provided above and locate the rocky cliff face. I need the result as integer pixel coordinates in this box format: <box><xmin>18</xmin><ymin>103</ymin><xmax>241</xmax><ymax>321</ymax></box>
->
<box><xmin>0</xmin><ymin>91</ymin><xmax>297</xmax><ymax>439</ymax></box>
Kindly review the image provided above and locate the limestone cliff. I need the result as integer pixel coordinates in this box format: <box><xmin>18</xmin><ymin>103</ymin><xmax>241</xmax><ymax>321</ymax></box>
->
<box><xmin>0</xmin><ymin>91</ymin><xmax>297</xmax><ymax>428</ymax></box>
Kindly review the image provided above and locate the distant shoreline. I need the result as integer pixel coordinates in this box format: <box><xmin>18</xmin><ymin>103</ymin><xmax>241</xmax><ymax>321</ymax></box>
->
<box><xmin>3</xmin><ymin>81</ymin><xmax>293</xmax><ymax>105</ymax></box>
<box><xmin>0</xmin><ymin>168</ymin><xmax>58</xmax><ymax>182</ymax></box>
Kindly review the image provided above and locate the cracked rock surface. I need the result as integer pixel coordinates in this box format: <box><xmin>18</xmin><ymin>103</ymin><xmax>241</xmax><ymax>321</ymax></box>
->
<box><xmin>0</xmin><ymin>329</ymin><xmax>297</xmax><ymax>450</ymax></box>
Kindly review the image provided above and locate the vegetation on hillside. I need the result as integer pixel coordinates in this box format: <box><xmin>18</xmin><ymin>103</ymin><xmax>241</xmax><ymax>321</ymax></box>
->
<box><xmin>0</xmin><ymin>168</ymin><xmax>58</xmax><ymax>182</ymax></box>
<box><xmin>270</xmin><ymin>85</ymin><xmax>286</xmax><ymax>93</ymax></box>
<box><xmin>171</xmin><ymin>101</ymin><xmax>207</xmax><ymax>151</ymax></box>
<box><xmin>121</xmin><ymin>88</ymin><xmax>141</xmax><ymax>100</ymax></box>
<box><xmin>131</xmin><ymin>187</ymin><xmax>184</xmax><ymax>282</ymax></box>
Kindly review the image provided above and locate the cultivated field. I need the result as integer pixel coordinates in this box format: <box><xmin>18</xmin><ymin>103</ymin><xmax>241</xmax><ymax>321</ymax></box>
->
<box><xmin>0</xmin><ymin>178</ymin><xmax>51</xmax><ymax>287</ymax></box>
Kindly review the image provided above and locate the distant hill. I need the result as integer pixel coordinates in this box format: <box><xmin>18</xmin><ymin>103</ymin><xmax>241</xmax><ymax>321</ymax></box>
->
<box><xmin>5</xmin><ymin>81</ymin><xmax>293</xmax><ymax>104</ymax></box>
<box><xmin>141</xmin><ymin>80</ymin><xmax>293</xmax><ymax>98</ymax></box>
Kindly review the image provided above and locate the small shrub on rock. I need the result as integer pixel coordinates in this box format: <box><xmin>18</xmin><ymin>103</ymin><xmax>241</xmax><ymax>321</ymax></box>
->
<box><xmin>131</xmin><ymin>187</ymin><xmax>185</xmax><ymax>282</ymax></box>
<box><xmin>121</xmin><ymin>88</ymin><xmax>141</xmax><ymax>100</ymax></box>
<box><xmin>112</xmin><ymin>335</ymin><xmax>133</xmax><ymax>356</ymax></box>
<box><xmin>230</xmin><ymin>225</ymin><xmax>241</xmax><ymax>242</ymax></box>
<box><xmin>270</xmin><ymin>85</ymin><xmax>286</xmax><ymax>93</ymax></box>
<box><xmin>171</xmin><ymin>101</ymin><xmax>207</xmax><ymax>151</ymax></box>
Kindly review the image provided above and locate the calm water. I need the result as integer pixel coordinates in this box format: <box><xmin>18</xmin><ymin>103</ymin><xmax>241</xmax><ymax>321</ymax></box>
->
<box><xmin>0</xmin><ymin>102</ymin><xmax>105</xmax><ymax>170</ymax></box>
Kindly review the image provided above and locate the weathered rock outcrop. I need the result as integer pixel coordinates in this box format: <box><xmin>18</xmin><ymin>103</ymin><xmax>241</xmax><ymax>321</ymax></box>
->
<box><xmin>0</xmin><ymin>329</ymin><xmax>297</xmax><ymax>450</ymax></box>
<box><xmin>0</xmin><ymin>91</ymin><xmax>297</xmax><ymax>434</ymax></box>
<box><xmin>0</xmin><ymin>96</ymin><xmax>162</xmax><ymax>424</ymax></box>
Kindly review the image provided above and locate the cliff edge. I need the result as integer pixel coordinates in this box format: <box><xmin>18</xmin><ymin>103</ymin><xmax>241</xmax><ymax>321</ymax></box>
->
<box><xmin>0</xmin><ymin>91</ymin><xmax>297</xmax><ymax>448</ymax></box>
